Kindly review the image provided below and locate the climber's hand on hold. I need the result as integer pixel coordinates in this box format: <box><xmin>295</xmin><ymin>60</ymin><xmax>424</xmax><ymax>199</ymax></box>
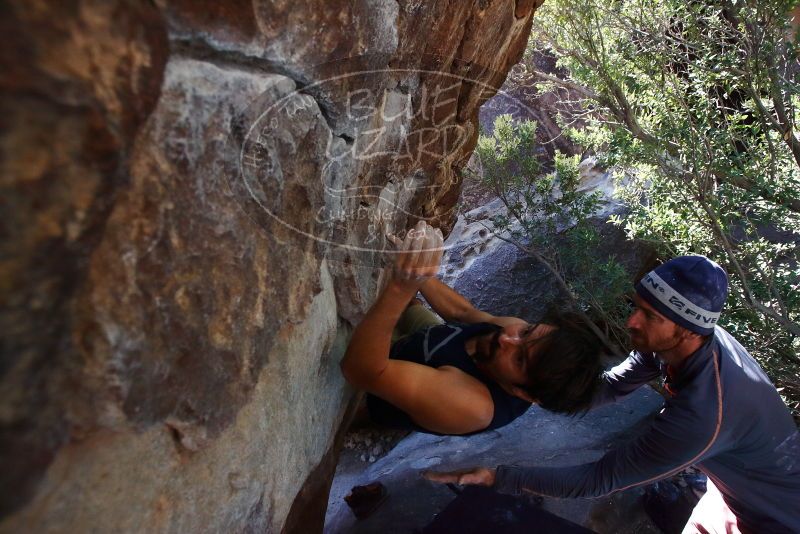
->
<box><xmin>386</xmin><ymin>220</ymin><xmax>444</xmax><ymax>290</ymax></box>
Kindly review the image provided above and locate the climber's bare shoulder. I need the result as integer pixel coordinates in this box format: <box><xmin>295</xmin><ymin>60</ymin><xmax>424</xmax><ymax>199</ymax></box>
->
<box><xmin>364</xmin><ymin>360</ymin><xmax>494</xmax><ymax>435</ymax></box>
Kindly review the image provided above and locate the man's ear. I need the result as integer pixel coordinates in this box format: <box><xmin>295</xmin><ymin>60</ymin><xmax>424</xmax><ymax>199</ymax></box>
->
<box><xmin>511</xmin><ymin>386</ymin><xmax>537</xmax><ymax>404</ymax></box>
<box><xmin>683</xmin><ymin>327</ymin><xmax>704</xmax><ymax>341</ymax></box>
<box><xmin>675</xmin><ymin>325</ymin><xmax>695</xmax><ymax>341</ymax></box>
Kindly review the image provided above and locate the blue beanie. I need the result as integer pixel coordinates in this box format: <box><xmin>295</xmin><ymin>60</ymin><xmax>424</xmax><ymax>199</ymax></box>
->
<box><xmin>635</xmin><ymin>255</ymin><xmax>728</xmax><ymax>336</ymax></box>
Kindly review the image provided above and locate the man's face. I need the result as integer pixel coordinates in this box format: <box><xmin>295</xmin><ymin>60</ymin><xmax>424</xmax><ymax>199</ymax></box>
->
<box><xmin>474</xmin><ymin>322</ymin><xmax>555</xmax><ymax>402</ymax></box>
<box><xmin>626</xmin><ymin>295</ymin><xmax>685</xmax><ymax>353</ymax></box>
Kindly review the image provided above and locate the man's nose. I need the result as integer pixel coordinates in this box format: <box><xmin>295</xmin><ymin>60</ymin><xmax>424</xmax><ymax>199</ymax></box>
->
<box><xmin>499</xmin><ymin>332</ymin><xmax>522</xmax><ymax>347</ymax></box>
<box><xmin>626</xmin><ymin>309</ymin><xmax>641</xmax><ymax>329</ymax></box>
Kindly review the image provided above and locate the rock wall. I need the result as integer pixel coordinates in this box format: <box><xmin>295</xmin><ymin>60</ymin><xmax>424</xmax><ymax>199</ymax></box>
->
<box><xmin>0</xmin><ymin>1</ymin><xmax>541</xmax><ymax>531</ymax></box>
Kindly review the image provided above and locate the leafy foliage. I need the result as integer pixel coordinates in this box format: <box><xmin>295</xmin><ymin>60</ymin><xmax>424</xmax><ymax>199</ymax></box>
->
<box><xmin>523</xmin><ymin>0</ymin><xmax>800</xmax><ymax>416</ymax></box>
<box><xmin>475</xmin><ymin>115</ymin><xmax>632</xmax><ymax>355</ymax></box>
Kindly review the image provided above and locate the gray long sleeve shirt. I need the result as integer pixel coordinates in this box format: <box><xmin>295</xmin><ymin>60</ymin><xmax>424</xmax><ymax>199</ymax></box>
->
<box><xmin>494</xmin><ymin>327</ymin><xmax>800</xmax><ymax>533</ymax></box>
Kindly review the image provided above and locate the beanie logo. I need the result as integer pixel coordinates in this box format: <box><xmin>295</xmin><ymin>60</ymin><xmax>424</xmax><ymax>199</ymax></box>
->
<box><xmin>641</xmin><ymin>272</ymin><xmax>720</xmax><ymax>329</ymax></box>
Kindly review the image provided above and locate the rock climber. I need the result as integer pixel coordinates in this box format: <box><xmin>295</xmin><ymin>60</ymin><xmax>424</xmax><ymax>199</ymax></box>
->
<box><xmin>340</xmin><ymin>220</ymin><xmax>605</xmax><ymax>435</ymax></box>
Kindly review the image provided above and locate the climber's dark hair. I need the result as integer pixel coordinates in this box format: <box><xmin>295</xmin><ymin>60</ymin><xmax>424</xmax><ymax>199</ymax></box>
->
<box><xmin>520</xmin><ymin>308</ymin><xmax>605</xmax><ymax>416</ymax></box>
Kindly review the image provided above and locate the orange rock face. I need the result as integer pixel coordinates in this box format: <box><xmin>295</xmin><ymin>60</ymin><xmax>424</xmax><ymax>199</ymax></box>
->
<box><xmin>0</xmin><ymin>1</ymin><xmax>540</xmax><ymax>531</ymax></box>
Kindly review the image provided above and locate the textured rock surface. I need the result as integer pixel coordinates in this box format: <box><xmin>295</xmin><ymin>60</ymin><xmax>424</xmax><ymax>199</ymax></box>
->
<box><xmin>0</xmin><ymin>0</ymin><xmax>541</xmax><ymax>532</ymax></box>
<box><xmin>325</xmin><ymin>386</ymin><xmax>665</xmax><ymax>533</ymax></box>
<box><xmin>0</xmin><ymin>0</ymin><xmax>169</xmax><ymax>518</ymax></box>
<box><xmin>441</xmin><ymin>164</ymin><xmax>657</xmax><ymax>322</ymax></box>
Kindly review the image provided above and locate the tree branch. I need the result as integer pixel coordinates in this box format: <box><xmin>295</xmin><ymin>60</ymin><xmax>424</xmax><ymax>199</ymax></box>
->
<box><xmin>489</xmin><ymin>227</ymin><xmax>626</xmax><ymax>358</ymax></box>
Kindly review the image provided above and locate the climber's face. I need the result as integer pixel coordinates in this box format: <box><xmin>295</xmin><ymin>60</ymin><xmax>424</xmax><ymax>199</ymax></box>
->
<box><xmin>473</xmin><ymin>322</ymin><xmax>556</xmax><ymax>402</ymax></box>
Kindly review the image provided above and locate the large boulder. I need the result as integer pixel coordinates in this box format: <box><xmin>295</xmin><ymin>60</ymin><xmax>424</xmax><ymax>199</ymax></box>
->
<box><xmin>0</xmin><ymin>1</ymin><xmax>542</xmax><ymax>532</ymax></box>
<box><xmin>441</xmin><ymin>162</ymin><xmax>657</xmax><ymax>322</ymax></box>
<box><xmin>325</xmin><ymin>386</ymin><xmax>665</xmax><ymax>533</ymax></box>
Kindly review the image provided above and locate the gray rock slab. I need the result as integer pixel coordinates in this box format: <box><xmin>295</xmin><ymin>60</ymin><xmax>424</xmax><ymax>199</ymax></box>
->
<box><xmin>325</xmin><ymin>386</ymin><xmax>664</xmax><ymax>533</ymax></box>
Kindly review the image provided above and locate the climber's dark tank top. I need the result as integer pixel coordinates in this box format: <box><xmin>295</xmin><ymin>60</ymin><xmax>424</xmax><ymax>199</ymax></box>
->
<box><xmin>366</xmin><ymin>322</ymin><xmax>532</xmax><ymax>435</ymax></box>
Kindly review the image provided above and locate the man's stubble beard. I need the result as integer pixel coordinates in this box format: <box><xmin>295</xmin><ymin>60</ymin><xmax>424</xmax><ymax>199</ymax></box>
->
<box><xmin>472</xmin><ymin>328</ymin><xmax>502</xmax><ymax>364</ymax></box>
<box><xmin>629</xmin><ymin>328</ymin><xmax>684</xmax><ymax>355</ymax></box>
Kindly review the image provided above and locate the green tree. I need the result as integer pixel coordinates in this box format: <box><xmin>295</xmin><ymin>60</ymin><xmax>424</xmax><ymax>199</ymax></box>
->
<box><xmin>519</xmin><ymin>0</ymin><xmax>799</xmax><ymax>415</ymax></box>
<box><xmin>474</xmin><ymin>114</ymin><xmax>632</xmax><ymax>357</ymax></box>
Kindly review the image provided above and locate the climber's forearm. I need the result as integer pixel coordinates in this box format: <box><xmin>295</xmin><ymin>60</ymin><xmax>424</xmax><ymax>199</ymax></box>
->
<box><xmin>419</xmin><ymin>278</ymin><xmax>491</xmax><ymax>323</ymax></box>
<box><xmin>341</xmin><ymin>280</ymin><xmax>418</xmax><ymax>388</ymax></box>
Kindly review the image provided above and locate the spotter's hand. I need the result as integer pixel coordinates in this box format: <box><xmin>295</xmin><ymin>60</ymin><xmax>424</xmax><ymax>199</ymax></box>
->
<box><xmin>422</xmin><ymin>467</ymin><xmax>496</xmax><ymax>487</ymax></box>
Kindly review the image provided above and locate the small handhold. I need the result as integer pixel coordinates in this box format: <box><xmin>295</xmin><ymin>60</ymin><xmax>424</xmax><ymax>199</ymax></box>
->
<box><xmin>228</xmin><ymin>471</ymin><xmax>248</xmax><ymax>491</ymax></box>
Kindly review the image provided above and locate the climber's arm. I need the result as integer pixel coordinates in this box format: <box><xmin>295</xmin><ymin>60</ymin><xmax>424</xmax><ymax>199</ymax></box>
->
<box><xmin>364</xmin><ymin>359</ymin><xmax>495</xmax><ymax>434</ymax></box>
<box><xmin>341</xmin><ymin>220</ymin><xmax>444</xmax><ymax>394</ymax></box>
<box><xmin>419</xmin><ymin>278</ymin><xmax>525</xmax><ymax>328</ymax></box>
<box><xmin>341</xmin><ymin>279</ymin><xmax>420</xmax><ymax>388</ymax></box>
<box><xmin>341</xmin><ymin>278</ymin><xmax>494</xmax><ymax>434</ymax></box>
<box><xmin>341</xmin><ymin>222</ymin><xmax>493</xmax><ymax>434</ymax></box>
